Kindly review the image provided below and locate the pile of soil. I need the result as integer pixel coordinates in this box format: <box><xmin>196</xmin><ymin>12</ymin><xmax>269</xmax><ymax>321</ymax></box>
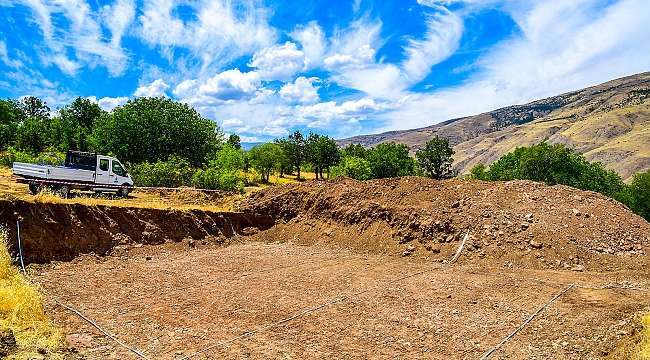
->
<box><xmin>242</xmin><ymin>176</ymin><xmax>650</xmax><ymax>271</ymax></box>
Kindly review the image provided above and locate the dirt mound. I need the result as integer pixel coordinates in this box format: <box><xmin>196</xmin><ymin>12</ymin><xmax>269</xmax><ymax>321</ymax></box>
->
<box><xmin>242</xmin><ymin>176</ymin><xmax>650</xmax><ymax>271</ymax></box>
<box><xmin>0</xmin><ymin>199</ymin><xmax>275</xmax><ymax>264</ymax></box>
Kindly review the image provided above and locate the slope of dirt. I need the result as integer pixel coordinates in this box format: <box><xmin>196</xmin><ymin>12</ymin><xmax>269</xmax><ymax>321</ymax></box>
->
<box><xmin>0</xmin><ymin>199</ymin><xmax>275</xmax><ymax>264</ymax></box>
<box><xmin>242</xmin><ymin>177</ymin><xmax>650</xmax><ymax>272</ymax></box>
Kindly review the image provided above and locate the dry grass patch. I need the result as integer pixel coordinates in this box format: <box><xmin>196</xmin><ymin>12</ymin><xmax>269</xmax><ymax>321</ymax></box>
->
<box><xmin>0</xmin><ymin>227</ymin><xmax>68</xmax><ymax>359</ymax></box>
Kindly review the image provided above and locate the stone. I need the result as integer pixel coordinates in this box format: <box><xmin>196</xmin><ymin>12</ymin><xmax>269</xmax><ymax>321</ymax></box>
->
<box><xmin>572</xmin><ymin>208</ymin><xmax>582</xmax><ymax>216</ymax></box>
<box><xmin>521</xmin><ymin>223</ymin><xmax>529</xmax><ymax>230</ymax></box>
<box><xmin>530</xmin><ymin>240</ymin><xmax>542</xmax><ymax>249</ymax></box>
<box><xmin>572</xmin><ymin>265</ymin><xmax>585</xmax><ymax>272</ymax></box>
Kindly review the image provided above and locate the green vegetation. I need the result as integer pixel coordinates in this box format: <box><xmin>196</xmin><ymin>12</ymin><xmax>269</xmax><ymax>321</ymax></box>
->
<box><xmin>416</xmin><ymin>136</ymin><xmax>455</xmax><ymax>180</ymax></box>
<box><xmin>469</xmin><ymin>142</ymin><xmax>650</xmax><ymax>222</ymax></box>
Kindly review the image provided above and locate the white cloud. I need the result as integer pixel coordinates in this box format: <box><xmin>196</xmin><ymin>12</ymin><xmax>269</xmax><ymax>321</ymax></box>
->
<box><xmin>279</xmin><ymin>77</ymin><xmax>320</xmax><ymax>103</ymax></box>
<box><xmin>401</xmin><ymin>6</ymin><xmax>463</xmax><ymax>83</ymax></box>
<box><xmin>324</xmin><ymin>45</ymin><xmax>376</xmax><ymax>71</ymax></box>
<box><xmin>197</xmin><ymin>69</ymin><xmax>262</xmax><ymax>101</ymax></box>
<box><xmin>0</xmin><ymin>41</ymin><xmax>23</xmax><ymax>68</ymax></box>
<box><xmin>101</xmin><ymin>0</ymin><xmax>136</xmax><ymax>48</ymax></box>
<box><xmin>88</xmin><ymin>95</ymin><xmax>129</xmax><ymax>111</ymax></box>
<box><xmin>221</xmin><ymin>117</ymin><xmax>244</xmax><ymax>129</ymax></box>
<box><xmin>172</xmin><ymin>79</ymin><xmax>198</xmax><ymax>99</ymax></box>
<box><xmin>137</xmin><ymin>0</ymin><xmax>276</xmax><ymax>71</ymax></box>
<box><xmin>290</xmin><ymin>21</ymin><xmax>327</xmax><ymax>66</ymax></box>
<box><xmin>134</xmin><ymin>78</ymin><xmax>170</xmax><ymax>97</ymax></box>
<box><xmin>22</xmin><ymin>0</ymin><xmax>131</xmax><ymax>76</ymax></box>
<box><xmin>248</xmin><ymin>42</ymin><xmax>307</xmax><ymax>81</ymax></box>
<box><xmin>376</xmin><ymin>0</ymin><xmax>650</xmax><ymax>132</ymax></box>
<box><xmin>295</xmin><ymin>98</ymin><xmax>393</xmax><ymax>128</ymax></box>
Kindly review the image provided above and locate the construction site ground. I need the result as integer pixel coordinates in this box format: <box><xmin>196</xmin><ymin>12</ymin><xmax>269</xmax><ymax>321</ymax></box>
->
<box><xmin>4</xmin><ymin>174</ymin><xmax>650</xmax><ymax>359</ymax></box>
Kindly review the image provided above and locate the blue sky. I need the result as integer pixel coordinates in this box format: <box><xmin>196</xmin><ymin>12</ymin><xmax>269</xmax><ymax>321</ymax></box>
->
<box><xmin>1</xmin><ymin>0</ymin><xmax>649</xmax><ymax>142</ymax></box>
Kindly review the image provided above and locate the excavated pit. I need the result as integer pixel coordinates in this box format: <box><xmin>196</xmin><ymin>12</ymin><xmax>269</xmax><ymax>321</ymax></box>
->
<box><xmin>0</xmin><ymin>199</ymin><xmax>275</xmax><ymax>264</ymax></box>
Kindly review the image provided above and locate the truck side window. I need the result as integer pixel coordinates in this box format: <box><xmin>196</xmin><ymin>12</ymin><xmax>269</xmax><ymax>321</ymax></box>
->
<box><xmin>112</xmin><ymin>161</ymin><xmax>126</xmax><ymax>176</ymax></box>
<box><xmin>100</xmin><ymin>159</ymin><xmax>109</xmax><ymax>171</ymax></box>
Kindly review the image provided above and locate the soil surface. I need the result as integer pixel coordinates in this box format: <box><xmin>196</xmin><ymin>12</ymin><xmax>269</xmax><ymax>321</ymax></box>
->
<box><xmin>6</xmin><ymin>176</ymin><xmax>650</xmax><ymax>359</ymax></box>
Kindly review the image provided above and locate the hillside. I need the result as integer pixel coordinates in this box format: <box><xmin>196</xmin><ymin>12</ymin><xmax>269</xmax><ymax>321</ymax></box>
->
<box><xmin>338</xmin><ymin>72</ymin><xmax>650</xmax><ymax>182</ymax></box>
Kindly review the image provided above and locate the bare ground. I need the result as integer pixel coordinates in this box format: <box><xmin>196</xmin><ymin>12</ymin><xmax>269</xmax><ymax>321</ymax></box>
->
<box><xmin>30</xmin><ymin>242</ymin><xmax>650</xmax><ymax>359</ymax></box>
<box><xmin>5</xmin><ymin>176</ymin><xmax>650</xmax><ymax>359</ymax></box>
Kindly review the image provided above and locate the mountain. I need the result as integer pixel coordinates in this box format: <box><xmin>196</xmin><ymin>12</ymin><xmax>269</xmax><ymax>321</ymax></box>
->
<box><xmin>338</xmin><ymin>72</ymin><xmax>650</xmax><ymax>182</ymax></box>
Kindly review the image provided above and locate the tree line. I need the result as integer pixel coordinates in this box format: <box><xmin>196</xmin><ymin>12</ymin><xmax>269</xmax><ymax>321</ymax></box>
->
<box><xmin>0</xmin><ymin>95</ymin><xmax>647</xmax><ymax>222</ymax></box>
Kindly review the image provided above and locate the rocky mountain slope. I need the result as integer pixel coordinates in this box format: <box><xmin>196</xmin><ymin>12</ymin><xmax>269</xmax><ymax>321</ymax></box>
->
<box><xmin>338</xmin><ymin>72</ymin><xmax>650</xmax><ymax>182</ymax></box>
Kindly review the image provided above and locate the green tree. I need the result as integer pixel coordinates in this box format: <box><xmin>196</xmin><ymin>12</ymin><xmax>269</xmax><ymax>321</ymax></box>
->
<box><xmin>248</xmin><ymin>143</ymin><xmax>283</xmax><ymax>183</ymax></box>
<box><xmin>365</xmin><ymin>142</ymin><xmax>415</xmax><ymax>179</ymax></box>
<box><xmin>49</xmin><ymin>97</ymin><xmax>105</xmax><ymax>152</ymax></box>
<box><xmin>305</xmin><ymin>132</ymin><xmax>321</xmax><ymax>179</ymax></box>
<box><xmin>628</xmin><ymin>169</ymin><xmax>650</xmax><ymax>221</ymax></box>
<box><xmin>90</xmin><ymin>97</ymin><xmax>222</xmax><ymax>166</ymax></box>
<box><xmin>341</xmin><ymin>143</ymin><xmax>367</xmax><ymax>158</ymax></box>
<box><xmin>316</xmin><ymin>136</ymin><xmax>341</xmax><ymax>179</ymax></box>
<box><xmin>16</xmin><ymin>117</ymin><xmax>48</xmax><ymax>154</ymax></box>
<box><xmin>18</xmin><ymin>96</ymin><xmax>50</xmax><ymax>123</ymax></box>
<box><xmin>484</xmin><ymin>142</ymin><xmax>626</xmax><ymax>197</ymax></box>
<box><xmin>468</xmin><ymin>163</ymin><xmax>487</xmax><ymax>181</ymax></box>
<box><xmin>0</xmin><ymin>99</ymin><xmax>19</xmax><ymax>149</ymax></box>
<box><xmin>415</xmin><ymin>136</ymin><xmax>455</xmax><ymax>180</ymax></box>
<box><xmin>275</xmin><ymin>130</ymin><xmax>306</xmax><ymax>180</ymax></box>
<box><xmin>330</xmin><ymin>155</ymin><xmax>372</xmax><ymax>180</ymax></box>
<box><xmin>227</xmin><ymin>133</ymin><xmax>242</xmax><ymax>150</ymax></box>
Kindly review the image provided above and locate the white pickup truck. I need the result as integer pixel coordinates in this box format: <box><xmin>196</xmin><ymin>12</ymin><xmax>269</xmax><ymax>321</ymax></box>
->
<box><xmin>13</xmin><ymin>150</ymin><xmax>134</xmax><ymax>197</ymax></box>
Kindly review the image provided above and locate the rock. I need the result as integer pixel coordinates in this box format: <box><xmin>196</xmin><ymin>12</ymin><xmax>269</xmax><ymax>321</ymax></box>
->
<box><xmin>572</xmin><ymin>265</ymin><xmax>585</xmax><ymax>272</ymax></box>
<box><xmin>145</xmin><ymin>256</ymin><xmax>152</xmax><ymax>261</ymax></box>
<box><xmin>530</xmin><ymin>240</ymin><xmax>542</xmax><ymax>249</ymax></box>
<box><xmin>0</xmin><ymin>328</ymin><xmax>16</xmax><ymax>356</ymax></box>
<box><xmin>525</xmin><ymin>213</ymin><xmax>533</xmax><ymax>220</ymax></box>
<box><xmin>446</xmin><ymin>234</ymin><xmax>454</xmax><ymax>243</ymax></box>
<box><xmin>188</xmin><ymin>240</ymin><xmax>196</xmax><ymax>248</ymax></box>
<box><xmin>451</xmin><ymin>201</ymin><xmax>460</xmax><ymax>208</ymax></box>
<box><xmin>407</xmin><ymin>244</ymin><xmax>416</xmax><ymax>251</ymax></box>
<box><xmin>573</xmin><ymin>208</ymin><xmax>582</xmax><ymax>216</ymax></box>
<box><xmin>521</xmin><ymin>223</ymin><xmax>529</xmax><ymax>230</ymax></box>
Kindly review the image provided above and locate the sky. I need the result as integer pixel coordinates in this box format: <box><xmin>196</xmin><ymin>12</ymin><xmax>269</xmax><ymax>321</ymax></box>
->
<box><xmin>1</xmin><ymin>0</ymin><xmax>649</xmax><ymax>142</ymax></box>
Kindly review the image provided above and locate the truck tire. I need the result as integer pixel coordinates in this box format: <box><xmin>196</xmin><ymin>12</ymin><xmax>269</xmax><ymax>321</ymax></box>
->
<box><xmin>118</xmin><ymin>184</ymin><xmax>130</xmax><ymax>197</ymax></box>
<box><xmin>57</xmin><ymin>185</ymin><xmax>71</xmax><ymax>199</ymax></box>
<box><xmin>28</xmin><ymin>184</ymin><xmax>39</xmax><ymax>195</ymax></box>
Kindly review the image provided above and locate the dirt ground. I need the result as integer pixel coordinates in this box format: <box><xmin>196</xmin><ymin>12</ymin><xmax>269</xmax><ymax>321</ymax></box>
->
<box><xmin>4</xmin><ymin>175</ymin><xmax>650</xmax><ymax>359</ymax></box>
<box><xmin>29</xmin><ymin>242</ymin><xmax>650</xmax><ymax>359</ymax></box>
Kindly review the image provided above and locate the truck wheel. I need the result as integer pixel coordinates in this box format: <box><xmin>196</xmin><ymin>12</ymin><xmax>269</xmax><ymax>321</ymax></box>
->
<box><xmin>57</xmin><ymin>185</ymin><xmax>71</xmax><ymax>199</ymax></box>
<box><xmin>28</xmin><ymin>184</ymin><xmax>39</xmax><ymax>195</ymax></box>
<box><xmin>118</xmin><ymin>184</ymin><xmax>130</xmax><ymax>197</ymax></box>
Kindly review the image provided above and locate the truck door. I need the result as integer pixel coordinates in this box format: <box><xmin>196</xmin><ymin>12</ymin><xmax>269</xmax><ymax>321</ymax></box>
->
<box><xmin>95</xmin><ymin>157</ymin><xmax>110</xmax><ymax>185</ymax></box>
<box><xmin>110</xmin><ymin>160</ymin><xmax>127</xmax><ymax>185</ymax></box>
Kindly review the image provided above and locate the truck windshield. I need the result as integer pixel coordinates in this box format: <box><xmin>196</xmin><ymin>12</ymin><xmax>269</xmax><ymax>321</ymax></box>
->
<box><xmin>112</xmin><ymin>161</ymin><xmax>127</xmax><ymax>176</ymax></box>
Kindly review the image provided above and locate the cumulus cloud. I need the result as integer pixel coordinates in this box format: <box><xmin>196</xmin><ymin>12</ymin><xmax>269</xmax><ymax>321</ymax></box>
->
<box><xmin>134</xmin><ymin>78</ymin><xmax>170</xmax><ymax>97</ymax></box>
<box><xmin>248</xmin><ymin>42</ymin><xmax>307</xmax><ymax>81</ymax></box>
<box><xmin>221</xmin><ymin>117</ymin><xmax>244</xmax><ymax>128</ymax></box>
<box><xmin>196</xmin><ymin>69</ymin><xmax>262</xmax><ymax>101</ymax></box>
<box><xmin>294</xmin><ymin>98</ymin><xmax>392</xmax><ymax>128</ymax></box>
<box><xmin>279</xmin><ymin>77</ymin><xmax>320</xmax><ymax>103</ymax></box>
<box><xmin>324</xmin><ymin>45</ymin><xmax>376</xmax><ymax>71</ymax></box>
<box><xmin>88</xmin><ymin>95</ymin><xmax>129</xmax><ymax>111</ymax></box>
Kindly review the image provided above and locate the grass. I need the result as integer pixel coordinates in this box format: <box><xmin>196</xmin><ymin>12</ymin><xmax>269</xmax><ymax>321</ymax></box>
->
<box><xmin>0</xmin><ymin>227</ymin><xmax>68</xmax><ymax>359</ymax></box>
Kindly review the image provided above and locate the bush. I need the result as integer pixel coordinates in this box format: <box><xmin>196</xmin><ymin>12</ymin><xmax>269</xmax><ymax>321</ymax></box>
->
<box><xmin>0</xmin><ymin>147</ymin><xmax>65</xmax><ymax>167</ymax></box>
<box><xmin>330</xmin><ymin>156</ymin><xmax>373</xmax><ymax>181</ymax></box>
<box><xmin>192</xmin><ymin>168</ymin><xmax>244</xmax><ymax>193</ymax></box>
<box><xmin>129</xmin><ymin>156</ymin><xmax>195</xmax><ymax>188</ymax></box>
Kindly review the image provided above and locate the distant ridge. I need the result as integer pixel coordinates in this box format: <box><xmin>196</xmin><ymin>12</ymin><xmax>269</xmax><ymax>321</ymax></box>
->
<box><xmin>338</xmin><ymin>72</ymin><xmax>650</xmax><ymax>182</ymax></box>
